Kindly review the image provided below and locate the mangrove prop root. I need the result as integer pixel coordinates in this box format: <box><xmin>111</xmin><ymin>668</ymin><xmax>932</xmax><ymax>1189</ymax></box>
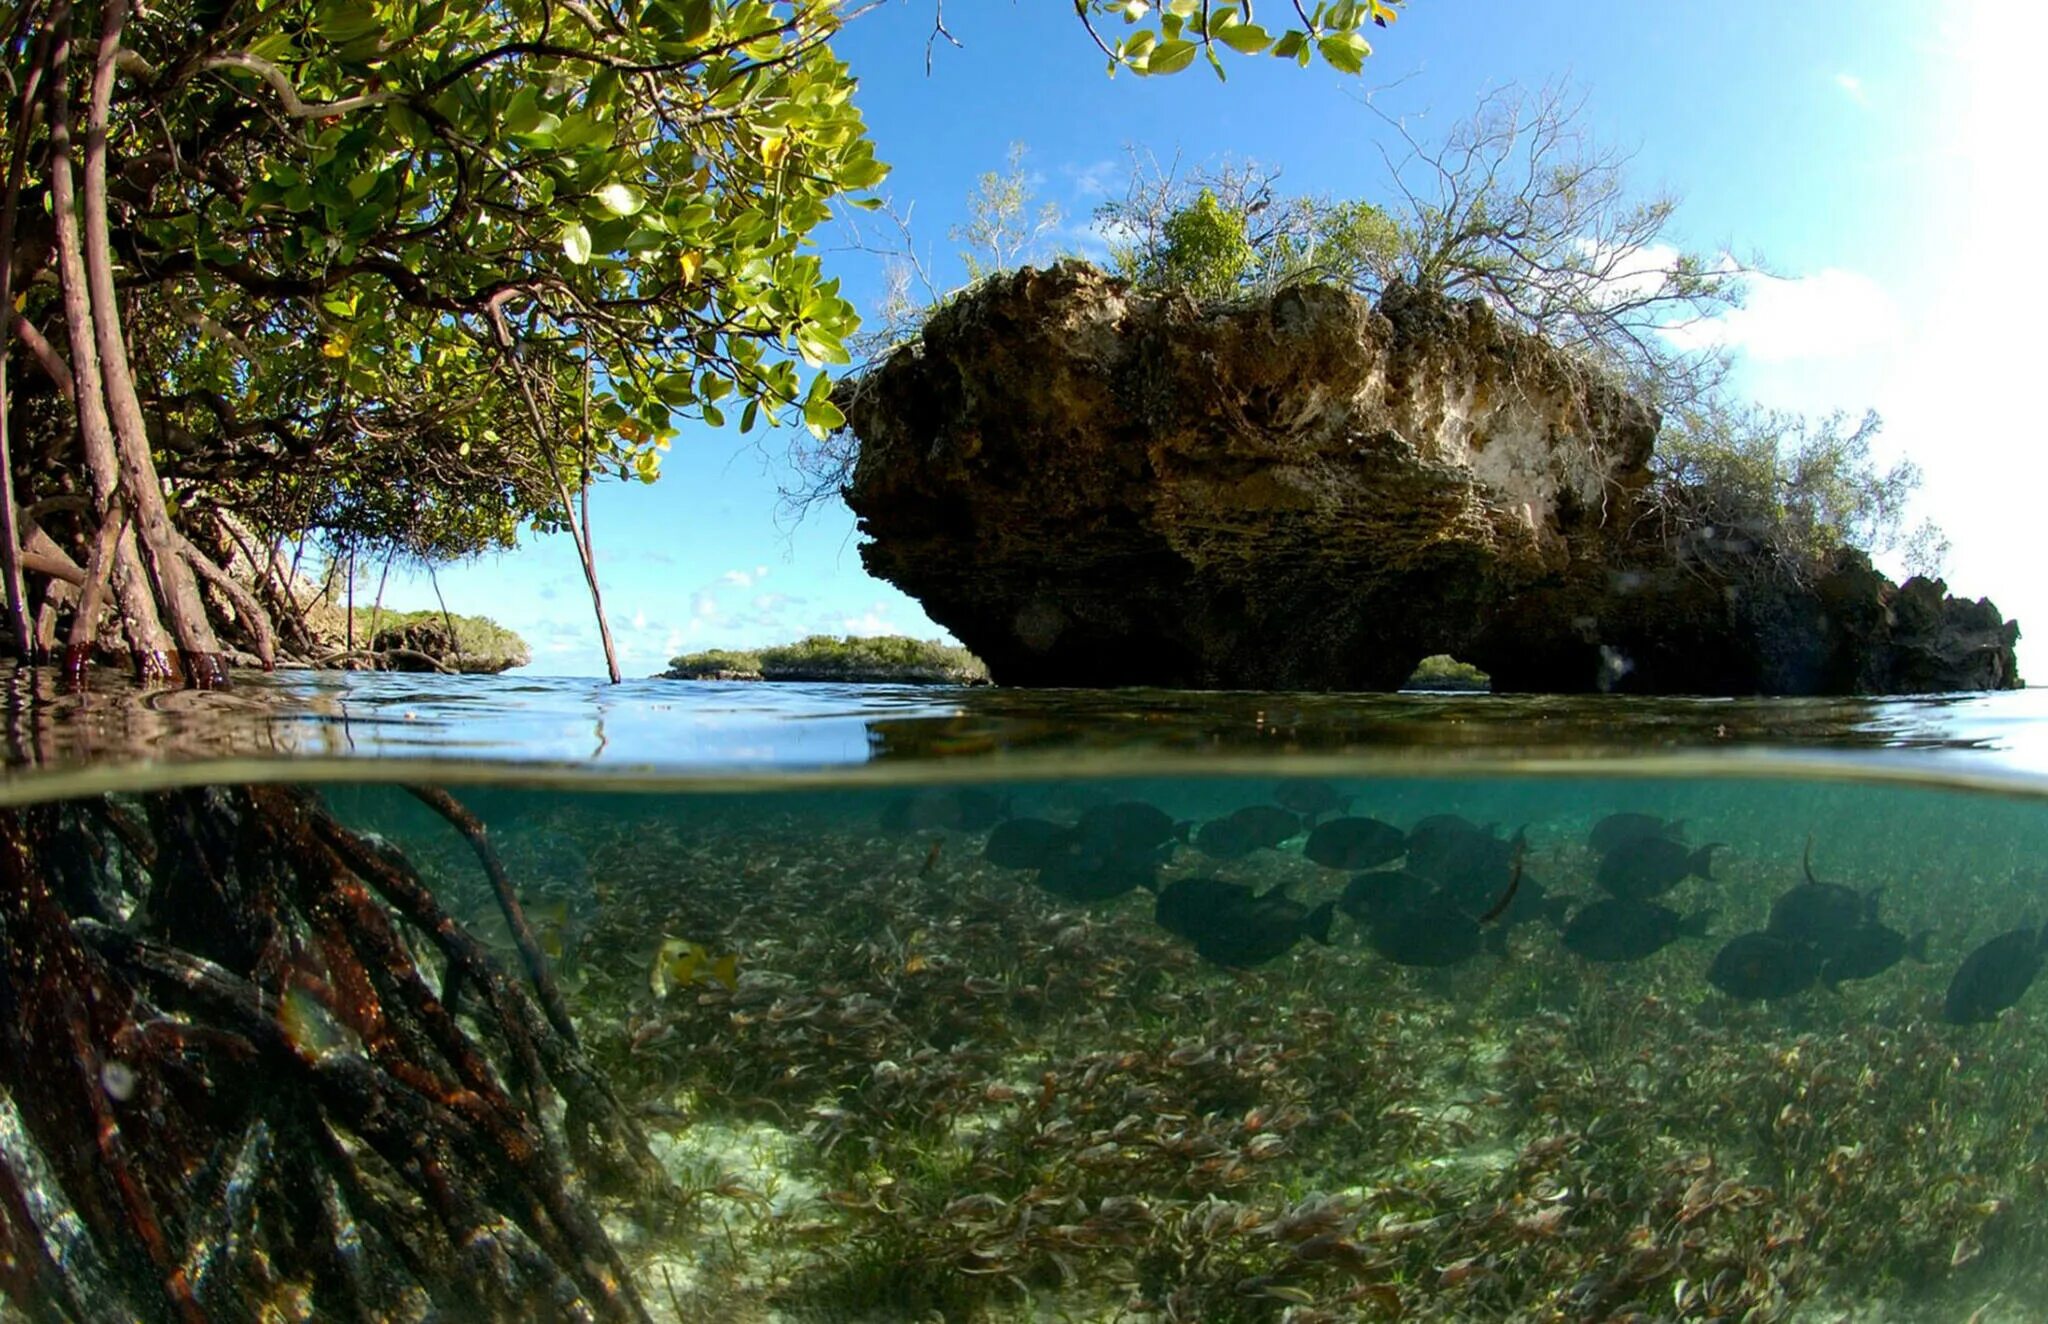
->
<box><xmin>404</xmin><ymin>784</ymin><xmax>580</xmax><ymax>1047</ymax></box>
<box><xmin>305</xmin><ymin>795</ymin><xmax>663</xmax><ymax>1194</ymax></box>
<box><xmin>0</xmin><ymin>785</ymin><xmax>657</xmax><ymax>1322</ymax></box>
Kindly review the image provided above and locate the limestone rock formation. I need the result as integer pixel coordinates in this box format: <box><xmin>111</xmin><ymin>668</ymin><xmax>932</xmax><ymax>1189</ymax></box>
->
<box><xmin>841</xmin><ymin>261</ymin><xmax>2019</xmax><ymax>694</ymax></box>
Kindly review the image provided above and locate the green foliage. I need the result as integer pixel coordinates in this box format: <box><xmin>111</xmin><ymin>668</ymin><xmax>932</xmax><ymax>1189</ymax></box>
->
<box><xmin>345</xmin><ymin>608</ymin><xmax>531</xmax><ymax>670</ymax></box>
<box><xmin>14</xmin><ymin>0</ymin><xmax>889</xmax><ymax>575</ymax></box>
<box><xmin>1097</xmin><ymin>83</ymin><xmax>1739</xmax><ymax>407</ymax></box>
<box><xmin>666</xmin><ymin>634</ymin><xmax>988</xmax><ymax>682</ymax></box>
<box><xmin>663</xmin><ymin>647</ymin><xmax>767</xmax><ymax>678</ymax></box>
<box><xmin>1653</xmin><ymin>405</ymin><xmax>1944</xmax><ymax>580</ymax></box>
<box><xmin>1403</xmin><ymin>655</ymin><xmax>1491</xmax><ymax>691</ymax></box>
<box><xmin>1081</xmin><ymin>0</ymin><xmax>1401</xmax><ymax>78</ymax></box>
<box><xmin>1104</xmin><ymin>162</ymin><xmax>1402</xmax><ymax>301</ymax></box>
<box><xmin>5</xmin><ymin>0</ymin><xmax>1388</xmax><ymax>574</ymax></box>
<box><xmin>1154</xmin><ymin>188</ymin><xmax>1257</xmax><ymax>299</ymax></box>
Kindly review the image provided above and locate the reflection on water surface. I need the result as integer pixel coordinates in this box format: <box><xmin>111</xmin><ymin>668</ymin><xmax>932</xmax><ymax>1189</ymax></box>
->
<box><xmin>4</xmin><ymin>663</ymin><xmax>2048</xmax><ymax>787</ymax></box>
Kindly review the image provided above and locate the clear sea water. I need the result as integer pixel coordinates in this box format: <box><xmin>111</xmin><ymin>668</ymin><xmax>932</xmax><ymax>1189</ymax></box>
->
<box><xmin>4</xmin><ymin>666</ymin><xmax>2048</xmax><ymax>1321</ymax></box>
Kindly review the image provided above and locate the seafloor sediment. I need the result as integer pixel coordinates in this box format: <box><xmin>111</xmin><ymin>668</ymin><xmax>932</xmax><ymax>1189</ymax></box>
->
<box><xmin>366</xmin><ymin>784</ymin><xmax>2048</xmax><ymax>1324</ymax></box>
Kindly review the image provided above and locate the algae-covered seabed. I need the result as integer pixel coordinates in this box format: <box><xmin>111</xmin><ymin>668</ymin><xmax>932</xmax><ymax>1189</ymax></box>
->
<box><xmin>337</xmin><ymin>774</ymin><xmax>2048</xmax><ymax>1323</ymax></box>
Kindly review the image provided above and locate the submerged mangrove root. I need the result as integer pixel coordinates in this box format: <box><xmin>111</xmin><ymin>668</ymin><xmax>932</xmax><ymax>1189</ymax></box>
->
<box><xmin>0</xmin><ymin>784</ymin><xmax>656</xmax><ymax>1321</ymax></box>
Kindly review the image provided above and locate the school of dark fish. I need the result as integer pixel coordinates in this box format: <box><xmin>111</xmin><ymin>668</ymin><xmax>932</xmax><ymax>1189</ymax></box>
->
<box><xmin>877</xmin><ymin>784</ymin><xmax>2048</xmax><ymax>1024</ymax></box>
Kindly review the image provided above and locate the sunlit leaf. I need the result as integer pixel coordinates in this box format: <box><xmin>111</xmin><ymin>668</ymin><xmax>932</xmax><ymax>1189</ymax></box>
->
<box><xmin>561</xmin><ymin>222</ymin><xmax>592</xmax><ymax>265</ymax></box>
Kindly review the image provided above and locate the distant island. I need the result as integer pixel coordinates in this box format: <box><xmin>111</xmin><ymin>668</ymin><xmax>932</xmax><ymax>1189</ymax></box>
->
<box><xmin>661</xmin><ymin>636</ymin><xmax>1484</xmax><ymax>690</ymax></box>
<box><xmin>1405</xmin><ymin>655</ymin><xmax>1492</xmax><ymax>691</ymax></box>
<box><xmin>662</xmin><ymin>634</ymin><xmax>991</xmax><ymax>684</ymax></box>
<box><xmin>333</xmin><ymin>607</ymin><xmax>530</xmax><ymax>674</ymax></box>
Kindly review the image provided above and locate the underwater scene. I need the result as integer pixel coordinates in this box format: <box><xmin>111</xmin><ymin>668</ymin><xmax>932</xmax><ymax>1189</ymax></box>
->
<box><xmin>7</xmin><ymin>762</ymin><xmax>2046</xmax><ymax>1322</ymax></box>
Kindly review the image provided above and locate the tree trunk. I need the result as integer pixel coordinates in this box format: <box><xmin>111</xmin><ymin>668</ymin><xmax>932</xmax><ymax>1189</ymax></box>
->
<box><xmin>40</xmin><ymin>0</ymin><xmax>176</xmax><ymax>682</ymax></box>
<box><xmin>0</xmin><ymin>15</ymin><xmax>47</xmax><ymax>663</ymax></box>
<box><xmin>82</xmin><ymin>0</ymin><xmax>224</xmax><ymax>684</ymax></box>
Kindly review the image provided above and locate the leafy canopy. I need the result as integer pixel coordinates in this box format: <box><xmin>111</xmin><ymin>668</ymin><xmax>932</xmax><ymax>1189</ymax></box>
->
<box><xmin>93</xmin><ymin>0</ymin><xmax>881</xmax><ymax>561</ymax></box>
<box><xmin>17</xmin><ymin>0</ymin><xmax>1401</xmax><ymax>573</ymax></box>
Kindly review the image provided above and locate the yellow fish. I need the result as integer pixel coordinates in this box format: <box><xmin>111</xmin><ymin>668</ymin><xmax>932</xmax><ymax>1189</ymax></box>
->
<box><xmin>649</xmin><ymin>937</ymin><xmax>740</xmax><ymax>999</ymax></box>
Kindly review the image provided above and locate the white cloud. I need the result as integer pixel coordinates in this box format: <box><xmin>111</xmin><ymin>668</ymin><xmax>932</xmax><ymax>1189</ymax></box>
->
<box><xmin>1834</xmin><ymin>72</ymin><xmax>1869</xmax><ymax>107</ymax></box>
<box><xmin>1063</xmin><ymin>159</ymin><xmax>1121</xmax><ymax>198</ymax></box>
<box><xmin>1574</xmin><ymin>239</ymin><xmax>1686</xmax><ymax>305</ymax></box>
<box><xmin>1662</xmin><ymin>268</ymin><xmax>1904</xmax><ymax>364</ymax></box>
<box><xmin>691</xmin><ymin>591</ymin><xmax>719</xmax><ymax>619</ymax></box>
<box><xmin>840</xmin><ymin>603</ymin><xmax>896</xmax><ymax>635</ymax></box>
<box><xmin>720</xmin><ymin>569</ymin><xmax>754</xmax><ymax>587</ymax></box>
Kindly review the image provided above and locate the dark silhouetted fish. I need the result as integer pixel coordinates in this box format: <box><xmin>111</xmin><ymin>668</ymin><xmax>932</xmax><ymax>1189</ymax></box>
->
<box><xmin>1362</xmin><ymin>890</ymin><xmax>1503</xmax><ymax>968</ymax></box>
<box><xmin>1560</xmin><ymin>899</ymin><xmax>1712</xmax><ymax>963</ymax></box>
<box><xmin>1036</xmin><ymin>844</ymin><xmax>1159</xmax><ymax>904</ymax></box>
<box><xmin>1153</xmin><ymin>877</ymin><xmax>1334</xmax><ymax>968</ymax></box>
<box><xmin>1303</xmin><ymin>816</ymin><xmax>1407</xmax><ymax>870</ymax></box>
<box><xmin>1076</xmin><ymin>801</ymin><xmax>1182</xmax><ymax>855</ymax></box>
<box><xmin>1594</xmin><ymin>837</ymin><xmax>1722</xmax><ymax>901</ymax></box>
<box><xmin>1587</xmin><ymin>813</ymin><xmax>1685</xmax><ymax>855</ymax></box>
<box><xmin>1942</xmin><ymin>923</ymin><xmax>2048</xmax><ymax>1024</ymax></box>
<box><xmin>984</xmin><ymin>818</ymin><xmax>1074</xmax><ymax>870</ymax></box>
<box><xmin>1273</xmin><ymin>779</ymin><xmax>1351</xmax><ymax>824</ymax></box>
<box><xmin>1336</xmin><ymin>868</ymin><xmax>1437</xmax><ymax>923</ymax></box>
<box><xmin>1821</xmin><ymin>922</ymin><xmax>1931</xmax><ymax>987</ymax></box>
<box><xmin>1192</xmin><ymin>817</ymin><xmax>1258</xmax><ymax>860</ymax></box>
<box><xmin>1766</xmin><ymin>840</ymin><xmax>1874</xmax><ymax>945</ymax></box>
<box><xmin>1408</xmin><ymin>819</ymin><xmax>1522</xmax><ymax>911</ymax></box>
<box><xmin>1487</xmin><ymin>873</ymin><xmax>1574</xmax><ymax>929</ymax></box>
<box><xmin>881</xmin><ymin>787</ymin><xmax>1009</xmax><ymax>833</ymax></box>
<box><xmin>1226</xmin><ymin>804</ymin><xmax>1301</xmax><ymax>849</ymax></box>
<box><xmin>1708</xmin><ymin>931</ymin><xmax>1823</xmax><ymax>1001</ymax></box>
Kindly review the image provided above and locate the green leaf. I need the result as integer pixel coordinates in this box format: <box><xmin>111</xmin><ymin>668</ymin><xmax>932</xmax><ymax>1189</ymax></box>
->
<box><xmin>1270</xmin><ymin>29</ymin><xmax>1304</xmax><ymax>58</ymax></box>
<box><xmin>598</xmin><ymin>183</ymin><xmax>645</xmax><ymax>216</ymax></box>
<box><xmin>1317</xmin><ymin>31</ymin><xmax>1370</xmax><ymax>73</ymax></box>
<box><xmin>554</xmin><ymin>114</ymin><xmax>614</xmax><ymax>151</ymax></box>
<box><xmin>803</xmin><ymin>394</ymin><xmax>843</xmax><ymax>440</ymax></box>
<box><xmin>561</xmin><ymin>222</ymin><xmax>592</xmax><ymax>265</ymax></box>
<box><xmin>1146</xmin><ymin>38</ymin><xmax>1199</xmax><ymax>74</ymax></box>
<box><xmin>839</xmin><ymin>156</ymin><xmax>889</xmax><ymax>190</ymax></box>
<box><xmin>740</xmin><ymin>399</ymin><xmax>760</xmax><ymax>434</ymax></box>
<box><xmin>503</xmin><ymin>88</ymin><xmax>546</xmax><ymax>136</ymax></box>
<box><xmin>1216</xmin><ymin>21</ymin><xmax>1272</xmax><ymax>54</ymax></box>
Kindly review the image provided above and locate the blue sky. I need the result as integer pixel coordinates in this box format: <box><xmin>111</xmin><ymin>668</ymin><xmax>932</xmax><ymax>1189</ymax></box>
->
<box><xmin>362</xmin><ymin>0</ymin><xmax>2040</xmax><ymax>679</ymax></box>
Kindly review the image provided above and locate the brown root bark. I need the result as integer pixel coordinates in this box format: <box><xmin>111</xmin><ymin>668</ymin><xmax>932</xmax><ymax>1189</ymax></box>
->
<box><xmin>41</xmin><ymin>0</ymin><xmax>175</xmax><ymax>680</ymax></box>
<box><xmin>63</xmin><ymin>493</ymin><xmax>126</xmax><ymax>684</ymax></box>
<box><xmin>171</xmin><ymin>532</ymin><xmax>276</xmax><ymax>669</ymax></box>
<box><xmin>82</xmin><ymin>0</ymin><xmax>224</xmax><ymax>682</ymax></box>
<box><xmin>0</xmin><ymin>785</ymin><xmax>657</xmax><ymax>1322</ymax></box>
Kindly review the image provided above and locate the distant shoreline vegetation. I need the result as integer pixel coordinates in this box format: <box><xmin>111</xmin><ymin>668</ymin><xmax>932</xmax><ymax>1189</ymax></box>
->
<box><xmin>1402</xmin><ymin>655</ymin><xmax>1492</xmax><ymax>691</ymax></box>
<box><xmin>662</xmin><ymin>635</ymin><xmax>991</xmax><ymax>684</ymax></box>
<box><xmin>341</xmin><ymin>608</ymin><xmax>531</xmax><ymax>674</ymax></box>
